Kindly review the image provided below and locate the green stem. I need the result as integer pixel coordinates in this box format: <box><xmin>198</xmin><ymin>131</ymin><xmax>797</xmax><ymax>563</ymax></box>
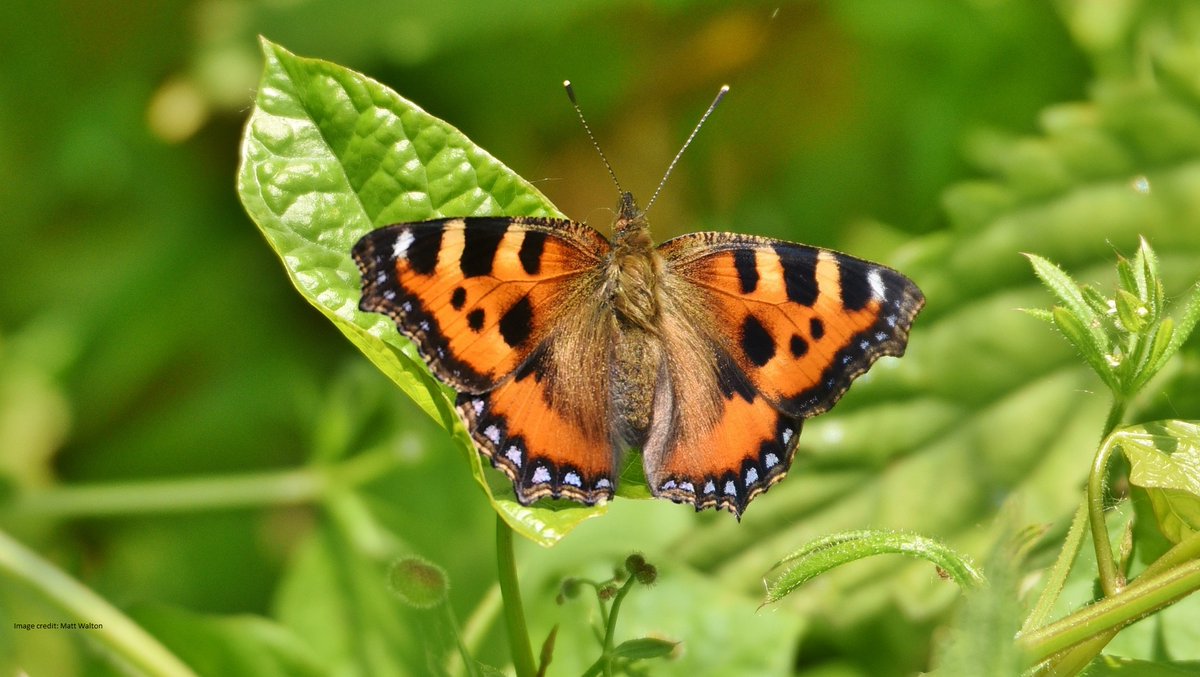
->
<box><xmin>1089</xmin><ymin>433</ymin><xmax>1122</xmax><ymax>597</ymax></box>
<box><xmin>1021</xmin><ymin>500</ymin><xmax>1090</xmax><ymax>633</ymax></box>
<box><xmin>0</xmin><ymin>528</ymin><xmax>197</xmax><ymax>677</ymax></box>
<box><xmin>496</xmin><ymin>516</ymin><xmax>536</xmax><ymax>677</ymax></box>
<box><xmin>3</xmin><ymin>447</ymin><xmax>399</xmax><ymax>520</ymax></box>
<box><xmin>1019</xmin><ymin>559</ymin><xmax>1200</xmax><ymax>665</ymax></box>
<box><xmin>601</xmin><ymin>578</ymin><xmax>637</xmax><ymax>677</ymax></box>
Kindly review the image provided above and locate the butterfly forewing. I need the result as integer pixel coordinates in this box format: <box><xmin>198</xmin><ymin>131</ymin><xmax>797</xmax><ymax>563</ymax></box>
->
<box><xmin>353</xmin><ymin>217</ymin><xmax>609</xmax><ymax>392</ymax></box>
<box><xmin>659</xmin><ymin>232</ymin><xmax>924</xmax><ymax>418</ymax></box>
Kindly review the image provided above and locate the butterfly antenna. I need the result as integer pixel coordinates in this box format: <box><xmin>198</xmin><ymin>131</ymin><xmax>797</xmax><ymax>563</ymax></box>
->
<box><xmin>644</xmin><ymin>84</ymin><xmax>730</xmax><ymax>214</ymax></box>
<box><xmin>564</xmin><ymin>80</ymin><xmax>624</xmax><ymax>195</ymax></box>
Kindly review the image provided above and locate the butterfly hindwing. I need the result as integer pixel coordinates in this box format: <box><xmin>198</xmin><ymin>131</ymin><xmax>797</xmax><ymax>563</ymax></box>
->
<box><xmin>457</xmin><ymin>348</ymin><xmax>615</xmax><ymax>506</ymax></box>
<box><xmin>659</xmin><ymin>232</ymin><xmax>924</xmax><ymax>418</ymax></box>
<box><xmin>644</xmin><ymin>341</ymin><xmax>804</xmax><ymax>516</ymax></box>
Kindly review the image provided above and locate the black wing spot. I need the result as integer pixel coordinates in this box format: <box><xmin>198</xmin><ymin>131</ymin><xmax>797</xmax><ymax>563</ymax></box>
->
<box><xmin>741</xmin><ymin>314</ymin><xmax>776</xmax><ymax>367</ymax></box>
<box><xmin>809</xmin><ymin>317</ymin><xmax>825</xmax><ymax>340</ymax></box>
<box><xmin>790</xmin><ymin>334</ymin><xmax>809</xmax><ymax>357</ymax></box>
<box><xmin>451</xmin><ymin>287</ymin><xmax>467</xmax><ymax>311</ymax></box>
<box><xmin>461</xmin><ymin>228</ymin><xmax>504</xmax><ymax>278</ymax></box>
<box><xmin>467</xmin><ymin>308</ymin><xmax>485</xmax><ymax>332</ymax></box>
<box><xmin>775</xmin><ymin>245</ymin><xmax>819</xmax><ymax>306</ymax></box>
<box><xmin>518</xmin><ymin>231</ymin><xmax>547</xmax><ymax>275</ymax></box>
<box><xmin>733</xmin><ymin>249</ymin><xmax>758</xmax><ymax>294</ymax></box>
<box><xmin>837</xmin><ymin>254</ymin><xmax>872</xmax><ymax>311</ymax></box>
<box><xmin>407</xmin><ymin>229</ymin><xmax>441</xmax><ymax>275</ymax></box>
<box><xmin>499</xmin><ymin>296</ymin><xmax>534</xmax><ymax>348</ymax></box>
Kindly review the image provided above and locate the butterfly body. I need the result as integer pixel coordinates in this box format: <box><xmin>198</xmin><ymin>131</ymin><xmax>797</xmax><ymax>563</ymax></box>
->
<box><xmin>354</xmin><ymin>194</ymin><xmax>923</xmax><ymax>517</ymax></box>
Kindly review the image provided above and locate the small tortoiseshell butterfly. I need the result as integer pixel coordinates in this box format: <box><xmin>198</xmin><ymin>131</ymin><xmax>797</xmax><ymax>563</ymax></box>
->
<box><xmin>353</xmin><ymin>85</ymin><xmax>924</xmax><ymax>517</ymax></box>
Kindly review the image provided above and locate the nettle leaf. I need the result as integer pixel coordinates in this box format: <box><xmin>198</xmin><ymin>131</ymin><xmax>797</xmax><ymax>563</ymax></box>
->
<box><xmin>237</xmin><ymin>38</ymin><xmax>603</xmax><ymax>545</ymax></box>
<box><xmin>1115</xmin><ymin>421</ymin><xmax>1200</xmax><ymax>543</ymax></box>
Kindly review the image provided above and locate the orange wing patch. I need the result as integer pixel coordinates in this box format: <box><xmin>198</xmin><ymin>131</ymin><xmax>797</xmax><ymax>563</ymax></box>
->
<box><xmin>660</xmin><ymin>233</ymin><xmax>924</xmax><ymax>418</ymax></box>
<box><xmin>645</xmin><ymin>349</ymin><xmax>803</xmax><ymax>517</ymax></box>
<box><xmin>353</xmin><ymin>217</ymin><xmax>610</xmax><ymax>393</ymax></box>
<box><xmin>457</xmin><ymin>350</ymin><xmax>614</xmax><ymax>505</ymax></box>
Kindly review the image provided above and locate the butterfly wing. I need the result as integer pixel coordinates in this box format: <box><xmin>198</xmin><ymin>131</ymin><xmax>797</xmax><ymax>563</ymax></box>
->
<box><xmin>353</xmin><ymin>217</ymin><xmax>618</xmax><ymax>505</ymax></box>
<box><xmin>646</xmin><ymin>233</ymin><xmax>924</xmax><ymax>516</ymax></box>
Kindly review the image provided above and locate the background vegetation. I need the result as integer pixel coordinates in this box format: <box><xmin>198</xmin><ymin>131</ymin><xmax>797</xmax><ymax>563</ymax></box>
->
<box><xmin>3</xmin><ymin>1</ymin><xmax>1200</xmax><ymax>675</ymax></box>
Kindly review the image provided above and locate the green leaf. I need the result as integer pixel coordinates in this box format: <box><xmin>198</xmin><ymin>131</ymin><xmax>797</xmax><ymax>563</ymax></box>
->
<box><xmin>1133</xmin><ymin>236</ymin><xmax>1161</xmax><ymax>312</ymax></box>
<box><xmin>1115</xmin><ymin>289</ymin><xmax>1147</xmax><ymax>333</ymax></box>
<box><xmin>1026</xmin><ymin>253</ymin><xmax>1105</xmax><ymax>346</ymax></box>
<box><xmin>1019</xmin><ymin>307</ymin><xmax>1056</xmax><ymax>323</ymax></box>
<box><xmin>611</xmin><ymin>637</ymin><xmax>678</xmax><ymax>660</ymax></box>
<box><xmin>237</xmin><ymin>38</ymin><xmax>603</xmax><ymax>544</ymax></box>
<box><xmin>1052</xmin><ymin>306</ymin><xmax>1120</xmax><ymax>392</ymax></box>
<box><xmin>1154</xmin><ymin>281</ymin><xmax>1200</xmax><ymax>374</ymax></box>
<box><xmin>762</xmin><ymin>530</ymin><xmax>983</xmax><ymax>605</ymax></box>
<box><xmin>1116</xmin><ymin>421</ymin><xmax>1200</xmax><ymax>543</ymax></box>
<box><xmin>132</xmin><ymin>605</ymin><xmax>327</xmax><ymax>677</ymax></box>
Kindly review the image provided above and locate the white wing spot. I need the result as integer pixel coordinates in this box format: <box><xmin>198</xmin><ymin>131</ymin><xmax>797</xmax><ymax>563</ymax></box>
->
<box><xmin>532</xmin><ymin>465</ymin><xmax>551</xmax><ymax>484</ymax></box>
<box><xmin>679</xmin><ymin>481</ymin><xmax>695</xmax><ymax>493</ymax></box>
<box><xmin>383</xmin><ymin>290</ymin><xmax>396</xmax><ymax>300</ymax></box>
<box><xmin>662</xmin><ymin>479</ymin><xmax>677</xmax><ymax>490</ymax></box>
<box><xmin>703</xmin><ymin>480</ymin><xmax>716</xmax><ymax>494</ymax></box>
<box><xmin>505</xmin><ymin>445</ymin><xmax>522</xmax><ymax>467</ymax></box>
<box><xmin>596</xmin><ymin>478</ymin><xmax>612</xmax><ymax>489</ymax></box>
<box><xmin>402</xmin><ymin>301</ymin><xmax>413</xmax><ymax>312</ymax></box>
<box><xmin>724</xmin><ymin>481</ymin><xmax>737</xmax><ymax>496</ymax></box>
<box><xmin>782</xmin><ymin>427</ymin><xmax>794</xmax><ymax>445</ymax></box>
<box><xmin>375</xmin><ymin>272</ymin><xmax>388</xmax><ymax>285</ymax></box>
<box><xmin>875</xmin><ymin>331</ymin><xmax>888</xmax><ymax>341</ymax></box>
<box><xmin>868</xmin><ymin>270</ymin><xmax>886</xmax><ymax>301</ymax></box>
<box><xmin>472</xmin><ymin>399</ymin><xmax>485</xmax><ymax>416</ymax></box>
<box><xmin>393</xmin><ymin>230</ymin><xmax>415</xmax><ymax>260</ymax></box>
<box><xmin>484</xmin><ymin>425</ymin><xmax>501</xmax><ymax>445</ymax></box>
<box><xmin>860</xmin><ymin>339</ymin><xmax>870</xmax><ymax>350</ymax></box>
<box><xmin>745</xmin><ymin>467</ymin><xmax>759</xmax><ymax>485</ymax></box>
<box><xmin>765</xmin><ymin>453</ymin><xmax>780</xmax><ymax>468</ymax></box>
<box><xmin>886</xmin><ymin>315</ymin><xmax>897</xmax><ymax>327</ymax></box>
<box><xmin>564</xmin><ymin>471</ymin><xmax>582</xmax><ymax>487</ymax></box>
<box><xmin>420</xmin><ymin>321</ymin><xmax>431</xmax><ymax>333</ymax></box>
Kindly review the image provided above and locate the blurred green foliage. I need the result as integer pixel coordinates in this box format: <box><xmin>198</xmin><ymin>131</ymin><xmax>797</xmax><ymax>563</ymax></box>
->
<box><xmin>3</xmin><ymin>1</ymin><xmax>1200</xmax><ymax>675</ymax></box>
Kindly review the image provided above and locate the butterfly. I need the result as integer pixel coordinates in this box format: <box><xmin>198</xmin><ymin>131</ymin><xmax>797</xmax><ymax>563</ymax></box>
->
<box><xmin>352</xmin><ymin>88</ymin><xmax>924</xmax><ymax>518</ymax></box>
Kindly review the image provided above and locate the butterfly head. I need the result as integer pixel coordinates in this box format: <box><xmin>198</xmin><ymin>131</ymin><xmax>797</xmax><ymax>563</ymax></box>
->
<box><xmin>614</xmin><ymin>191</ymin><xmax>650</xmax><ymax>241</ymax></box>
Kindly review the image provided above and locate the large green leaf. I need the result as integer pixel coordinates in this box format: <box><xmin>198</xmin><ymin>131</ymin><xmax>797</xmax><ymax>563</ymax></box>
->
<box><xmin>237</xmin><ymin>38</ymin><xmax>604</xmax><ymax>545</ymax></box>
<box><xmin>1116</xmin><ymin>421</ymin><xmax>1200</xmax><ymax>544</ymax></box>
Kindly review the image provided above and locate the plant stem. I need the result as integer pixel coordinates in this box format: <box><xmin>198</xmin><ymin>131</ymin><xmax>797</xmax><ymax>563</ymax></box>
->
<box><xmin>3</xmin><ymin>447</ymin><xmax>399</xmax><ymax>520</ymax></box>
<box><xmin>1089</xmin><ymin>433</ymin><xmax>1122</xmax><ymax>597</ymax></box>
<box><xmin>601</xmin><ymin>578</ymin><xmax>637</xmax><ymax>677</ymax></box>
<box><xmin>1021</xmin><ymin>500</ymin><xmax>1089</xmax><ymax>633</ymax></box>
<box><xmin>496</xmin><ymin>516</ymin><xmax>536</xmax><ymax>677</ymax></box>
<box><xmin>0</xmin><ymin>528</ymin><xmax>197</xmax><ymax>676</ymax></box>
<box><xmin>1019</xmin><ymin>558</ymin><xmax>1200</xmax><ymax>665</ymax></box>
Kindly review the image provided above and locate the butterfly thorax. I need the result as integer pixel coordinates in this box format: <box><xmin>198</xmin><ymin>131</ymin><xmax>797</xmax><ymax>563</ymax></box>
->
<box><xmin>606</xmin><ymin>193</ymin><xmax>662</xmax><ymax>335</ymax></box>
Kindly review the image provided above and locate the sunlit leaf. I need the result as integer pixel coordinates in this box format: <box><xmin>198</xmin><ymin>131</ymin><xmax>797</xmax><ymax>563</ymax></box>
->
<box><xmin>237</xmin><ymin>38</ymin><xmax>604</xmax><ymax>544</ymax></box>
<box><xmin>1116</xmin><ymin>421</ymin><xmax>1200</xmax><ymax>544</ymax></box>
